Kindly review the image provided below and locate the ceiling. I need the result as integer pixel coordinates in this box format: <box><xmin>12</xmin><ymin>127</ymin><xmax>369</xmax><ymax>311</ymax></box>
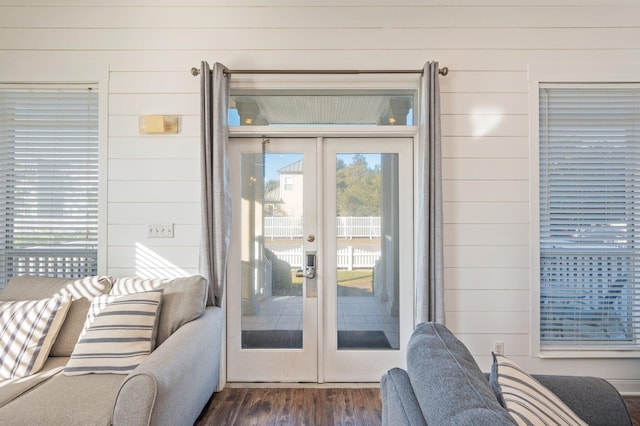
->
<box><xmin>231</xmin><ymin>93</ymin><xmax>414</xmax><ymax>126</ymax></box>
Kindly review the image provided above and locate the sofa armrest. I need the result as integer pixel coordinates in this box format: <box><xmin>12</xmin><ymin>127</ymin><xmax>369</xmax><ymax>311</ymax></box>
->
<box><xmin>113</xmin><ymin>306</ymin><xmax>224</xmax><ymax>426</ymax></box>
<box><xmin>533</xmin><ymin>375</ymin><xmax>633</xmax><ymax>426</ymax></box>
<box><xmin>380</xmin><ymin>368</ymin><xmax>428</xmax><ymax>426</ymax></box>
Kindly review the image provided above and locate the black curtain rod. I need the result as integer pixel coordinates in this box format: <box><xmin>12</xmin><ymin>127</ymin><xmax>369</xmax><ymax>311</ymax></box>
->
<box><xmin>190</xmin><ymin>67</ymin><xmax>448</xmax><ymax>77</ymax></box>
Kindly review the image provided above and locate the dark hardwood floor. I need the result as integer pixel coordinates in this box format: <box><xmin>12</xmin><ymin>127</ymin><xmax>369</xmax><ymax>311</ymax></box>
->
<box><xmin>195</xmin><ymin>388</ymin><xmax>640</xmax><ymax>426</ymax></box>
<box><xmin>196</xmin><ymin>387</ymin><xmax>381</xmax><ymax>426</ymax></box>
<box><xmin>626</xmin><ymin>396</ymin><xmax>640</xmax><ymax>426</ymax></box>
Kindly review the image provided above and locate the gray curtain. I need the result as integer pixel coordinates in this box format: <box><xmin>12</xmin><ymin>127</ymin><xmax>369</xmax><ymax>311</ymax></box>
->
<box><xmin>415</xmin><ymin>61</ymin><xmax>445</xmax><ymax>324</ymax></box>
<box><xmin>200</xmin><ymin>61</ymin><xmax>231</xmax><ymax>307</ymax></box>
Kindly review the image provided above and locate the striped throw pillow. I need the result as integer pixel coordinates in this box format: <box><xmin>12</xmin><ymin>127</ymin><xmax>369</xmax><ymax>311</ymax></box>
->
<box><xmin>490</xmin><ymin>353</ymin><xmax>587</xmax><ymax>426</ymax></box>
<box><xmin>64</xmin><ymin>290</ymin><xmax>162</xmax><ymax>375</ymax></box>
<box><xmin>0</xmin><ymin>295</ymin><xmax>72</xmax><ymax>379</ymax></box>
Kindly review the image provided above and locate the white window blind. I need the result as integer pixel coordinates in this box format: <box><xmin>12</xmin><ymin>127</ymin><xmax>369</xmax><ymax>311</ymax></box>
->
<box><xmin>0</xmin><ymin>87</ymin><xmax>99</xmax><ymax>289</ymax></box>
<box><xmin>539</xmin><ymin>84</ymin><xmax>640</xmax><ymax>351</ymax></box>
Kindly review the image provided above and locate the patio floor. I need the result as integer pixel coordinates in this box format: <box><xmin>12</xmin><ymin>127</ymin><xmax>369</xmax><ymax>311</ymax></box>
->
<box><xmin>241</xmin><ymin>294</ymin><xmax>399</xmax><ymax>349</ymax></box>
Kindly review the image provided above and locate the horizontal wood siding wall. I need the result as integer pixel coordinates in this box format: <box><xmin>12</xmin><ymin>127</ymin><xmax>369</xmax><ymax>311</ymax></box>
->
<box><xmin>1</xmin><ymin>0</ymin><xmax>639</xmax><ymax>389</ymax></box>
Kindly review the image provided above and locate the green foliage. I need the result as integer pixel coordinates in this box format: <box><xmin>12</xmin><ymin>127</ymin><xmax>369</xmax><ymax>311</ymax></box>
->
<box><xmin>265</xmin><ymin>179</ymin><xmax>279</xmax><ymax>193</ymax></box>
<box><xmin>336</xmin><ymin>154</ymin><xmax>381</xmax><ymax>216</ymax></box>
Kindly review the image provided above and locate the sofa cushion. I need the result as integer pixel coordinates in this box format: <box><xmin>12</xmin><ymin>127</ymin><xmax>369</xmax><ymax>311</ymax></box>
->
<box><xmin>407</xmin><ymin>322</ymin><xmax>516</xmax><ymax>425</ymax></box>
<box><xmin>0</xmin><ymin>370</ymin><xmax>123</xmax><ymax>426</ymax></box>
<box><xmin>534</xmin><ymin>375</ymin><xmax>633</xmax><ymax>426</ymax></box>
<box><xmin>0</xmin><ymin>365</ymin><xmax>65</xmax><ymax>409</ymax></box>
<box><xmin>50</xmin><ymin>297</ymin><xmax>92</xmax><ymax>357</ymax></box>
<box><xmin>0</xmin><ymin>275</ymin><xmax>114</xmax><ymax>357</ymax></box>
<box><xmin>0</xmin><ymin>295</ymin><xmax>72</xmax><ymax>379</ymax></box>
<box><xmin>381</xmin><ymin>368</ymin><xmax>428</xmax><ymax>426</ymax></box>
<box><xmin>490</xmin><ymin>353</ymin><xmax>587</xmax><ymax>426</ymax></box>
<box><xmin>64</xmin><ymin>290</ymin><xmax>163</xmax><ymax>375</ymax></box>
<box><xmin>0</xmin><ymin>275</ymin><xmax>113</xmax><ymax>301</ymax></box>
<box><xmin>109</xmin><ymin>276</ymin><xmax>208</xmax><ymax>346</ymax></box>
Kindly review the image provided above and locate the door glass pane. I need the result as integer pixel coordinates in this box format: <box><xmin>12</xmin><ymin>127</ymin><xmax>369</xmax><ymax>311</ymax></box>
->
<box><xmin>336</xmin><ymin>153</ymin><xmax>400</xmax><ymax>350</ymax></box>
<box><xmin>240</xmin><ymin>152</ymin><xmax>304</xmax><ymax>349</ymax></box>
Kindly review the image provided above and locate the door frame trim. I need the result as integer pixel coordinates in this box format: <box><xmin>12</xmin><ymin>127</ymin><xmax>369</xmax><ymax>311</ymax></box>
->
<box><xmin>226</xmin><ymin>138</ymin><xmax>319</xmax><ymax>383</ymax></box>
<box><xmin>226</xmin><ymin>131</ymin><xmax>418</xmax><ymax>384</ymax></box>
<box><xmin>229</xmin><ymin>125</ymin><xmax>419</xmax><ymax>139</ymax></box>
<box><xmin>322</xmin><ymin>137</ymin><xmax>414</xmax><ymax>382</ymax></box>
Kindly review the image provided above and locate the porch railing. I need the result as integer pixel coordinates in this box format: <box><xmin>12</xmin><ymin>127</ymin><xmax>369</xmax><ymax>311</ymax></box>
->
<box><xmin>265</xmin><ymin>216</ymin><xmax>381</xmax><ymax>239</ymax></box>
<box><xmin>271</xmin><ymin>246</ymin><xmax>380</xmax><ymax>270</ymax></box>
<box><xmin>1</xmin><ymin>248</ymin><xmax>97</xmax><ymax>289</ymax></box>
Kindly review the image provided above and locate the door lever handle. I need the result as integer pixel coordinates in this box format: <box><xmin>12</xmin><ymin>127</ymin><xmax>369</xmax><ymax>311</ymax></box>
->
<box><xmin>296</xmin><ymin>252</ymin><xmax>317</xmax><ymax>280</ymax></box>
<box><xmin>295</xmin><ymin>267</ymin><xmax>315</xmax><ymax>279</ymax></box>
<box><xmin>299</xmin><ymin>252</ymin><xmax>317</xmax><ymax>298</ymax></box>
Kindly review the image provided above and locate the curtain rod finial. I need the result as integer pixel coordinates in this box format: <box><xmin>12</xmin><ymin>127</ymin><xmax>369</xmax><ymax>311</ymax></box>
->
<box><xmin>439</xmin><ymin>67</ymin><xmax>449</xmax><ymax>76</ymax></box>
<box><xmin>191</xmin><ymin>67</ymin><xmax>200</xmax><ymax>76</ymax></box>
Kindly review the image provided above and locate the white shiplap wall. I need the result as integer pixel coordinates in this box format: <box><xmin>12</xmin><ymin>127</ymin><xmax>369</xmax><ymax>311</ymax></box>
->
<box><xmin>1</xmin><ymin>0</ymin><xmax>640</xmax><ymax>390</ymax></box>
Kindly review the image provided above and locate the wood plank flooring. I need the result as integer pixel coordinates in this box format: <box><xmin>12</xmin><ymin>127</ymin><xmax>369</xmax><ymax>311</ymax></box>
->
<box><xmin>195</xmin><ymin>388</ymin><xmax>640</xmax><ymax>426</ymax></box>
<box><xmin>626</xmin><ymin>396</ymin><xmax>640</xmax><ymax>426</ymax></box>
<box><xmin>195</xmin><ymin>387</ymin><xmax>381</xmax><ymax>426</ymax></box>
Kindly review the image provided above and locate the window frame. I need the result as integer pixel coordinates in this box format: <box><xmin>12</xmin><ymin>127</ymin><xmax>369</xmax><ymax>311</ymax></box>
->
<box><xmin>529</xmin><ymin>63</ymin><xmax>640</xmax><ymax>358</ymax></box>
<box><xmin>0</xmin><ymin>61</ymin><xmax>109</xmax><ymax>281</ymax></box>
<box><xmin>283</xmin><ymin>176</ymin><xmax>294</xmax><ymax>191</ymax></box>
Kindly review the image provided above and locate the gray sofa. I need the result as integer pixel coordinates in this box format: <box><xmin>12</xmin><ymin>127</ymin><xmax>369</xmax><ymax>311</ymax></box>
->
<box><xmin>381</xmin><ymin>322</ymin><xmax>633</xmax><ymax>426</ymax></box>
<box><xmin>0</xmin><ymin>274</ymin><xmax>224</xmax><ymax>426</ymax></box>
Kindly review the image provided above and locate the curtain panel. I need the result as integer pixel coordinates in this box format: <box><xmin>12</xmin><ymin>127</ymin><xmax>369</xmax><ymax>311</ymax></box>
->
<box><xmin>199</xmin><ymin>61</ymin><xmax>231</xmax><ymax>307</ymax></box>
<box><xmin>415</xmin><ymin>61</ymin><xmax>445</xmax><ymax>324</ymax></box>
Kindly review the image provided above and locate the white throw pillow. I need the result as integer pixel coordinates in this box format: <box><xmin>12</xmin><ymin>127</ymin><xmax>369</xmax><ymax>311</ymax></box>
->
<box><xmin>490</xmin><ymin>353</ymin><xmax>587</xmax><ymax>426</ymax></box>
<box><xmin>64</xmin><ymin>290</ymin><xmax>162</xmax><ymax>375</ymax></box>
<box><xmin>0</xmin><ymin>295</ymin><xmax>72</xmax><ymax>379</ymax></box>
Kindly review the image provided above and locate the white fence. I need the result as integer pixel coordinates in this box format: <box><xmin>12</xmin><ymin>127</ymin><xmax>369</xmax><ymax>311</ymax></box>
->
<box><xmin>271</xmin><ymin>246</ymin><xmax>380</xmax><ymax>270</ymax></box>
<box><xmin>336</xmin><ymin>216</ymin><xmax>381</xmax><ymax>239</ymax></box>
<box><xmin>265</xmin><ymin>216</ymin><xmax>381</xmax><ymax>239</ymax></box>
<box><xmin>264</xmin><ymin>217</ymin><xmax>303</xmax><ymax>239</ymax></box>
<box><xmin>271</xmin><ymin>247</ymin><xmax>305</xmax><ymax>268</ymax></box>
<box><xmin>336</xmin><ymin>246</ymin><xmax>381</xmax><ymax>270</ymax></box>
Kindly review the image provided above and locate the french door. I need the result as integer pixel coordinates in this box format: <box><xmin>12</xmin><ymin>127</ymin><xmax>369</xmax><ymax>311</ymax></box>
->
<box><xmin>227</xmin><ymin>137</ymin><xmax>413</xmax><ymax>382</ymax></box>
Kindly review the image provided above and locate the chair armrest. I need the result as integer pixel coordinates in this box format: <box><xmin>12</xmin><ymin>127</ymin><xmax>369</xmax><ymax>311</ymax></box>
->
<box><xmin>533</xmin><ymin>375</ymin><xmax>633</xmax><ymax>426</ymax></box>
<box><xmin>380</xmin><ymin>368</ymin><xmax>428</xmax><ymax>426</ymax></box>
<box><xmin>113</xmin><ymin>307</ymin><xmax>224</xmax><ymax>426</ymax></box>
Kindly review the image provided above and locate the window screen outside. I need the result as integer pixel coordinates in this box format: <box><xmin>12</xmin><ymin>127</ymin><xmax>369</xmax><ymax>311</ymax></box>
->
<box><xmin>0</xmin><ymin>87</ymin><xmax>99</xmax><ymax>289</ymax></box>
<box><xmin>538</xmin><ymin>84</ymin><xmax>640</xmax><ymax>352</ymax></box>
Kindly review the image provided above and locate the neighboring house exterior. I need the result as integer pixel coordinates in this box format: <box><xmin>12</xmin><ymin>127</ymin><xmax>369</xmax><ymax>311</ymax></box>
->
<box><xmin>265</xmin><ymin>159</ymin><xmax>304</xmax><ymax>218</ymax></box>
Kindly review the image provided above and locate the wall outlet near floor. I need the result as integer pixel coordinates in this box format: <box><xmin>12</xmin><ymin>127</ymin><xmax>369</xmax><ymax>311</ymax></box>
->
<box><xmin>493</xmin><ymin>341</ymin><xmax>505</xmax><ymax>355</ymax></box>
<box><xmin>147</xmin><ymin>223</ymin><xmax>174</xmax><ymax>238</ymax></box>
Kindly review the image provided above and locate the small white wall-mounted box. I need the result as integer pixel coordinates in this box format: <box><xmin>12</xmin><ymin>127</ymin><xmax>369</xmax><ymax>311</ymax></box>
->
<box><xmin>139</xmin><ymin>115</ymin><xmax>179</xmax><ymax>134</ymax></box>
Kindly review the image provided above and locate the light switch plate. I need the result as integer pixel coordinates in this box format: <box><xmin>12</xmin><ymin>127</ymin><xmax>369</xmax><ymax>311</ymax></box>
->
<box><xmin>147</xmin><ymin>223</ymin><xmax>174</xmax><ymax>238</ymax></box>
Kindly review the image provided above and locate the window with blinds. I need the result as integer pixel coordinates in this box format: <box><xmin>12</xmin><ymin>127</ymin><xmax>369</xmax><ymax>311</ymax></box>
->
<box><xmin>539</xmin><ymin>84</ymin><xmax>640</xmax><ymax>352</ymax></box>
<box><xmin>0</xmin><ymin>87</ymin><xmax>99</xmax><ymax>289</ymax></box>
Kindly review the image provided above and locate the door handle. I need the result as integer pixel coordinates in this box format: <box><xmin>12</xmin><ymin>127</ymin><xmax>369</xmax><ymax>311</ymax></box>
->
<box><xmin>295</xmin><ymin>252</ymin><xmax>317</xmax><ymax>298</ymax></box>
<box><xmin>295</xmin><ymin>252</ymin><xmax>316</xmax><ymax>279</ymax></box>
<box><xmin>295</xmin><ymin>267</ymin><xmax>315</xmax><ymax>279</ymax></box>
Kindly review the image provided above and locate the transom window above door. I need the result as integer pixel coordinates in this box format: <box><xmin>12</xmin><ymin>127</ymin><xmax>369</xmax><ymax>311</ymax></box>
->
<box><xmin>229</xmin><ymin>90</ymin><xmax>416</xmax><ymax>126</ymax></box>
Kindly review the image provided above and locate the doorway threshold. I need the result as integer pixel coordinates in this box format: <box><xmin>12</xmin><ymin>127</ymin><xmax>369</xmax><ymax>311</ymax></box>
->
<box><xmin>225</xmin><ymin>382</ymin><xmax>380</xmax><ymax>389</ymax></box>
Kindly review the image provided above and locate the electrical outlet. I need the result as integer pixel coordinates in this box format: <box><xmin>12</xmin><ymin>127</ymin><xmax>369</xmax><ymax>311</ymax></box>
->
<box><xmin>493</xmin><ymin>341</ymin><xmax>505</xmax><ymax>355</ymax></box>
<box><xmin>147</xmin><ymin>223</ymin><xmax>174</xmax><ymax>238</ymax></box>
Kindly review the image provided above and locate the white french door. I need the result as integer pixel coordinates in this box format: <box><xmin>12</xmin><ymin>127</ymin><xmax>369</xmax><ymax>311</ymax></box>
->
<box><xmin>227</xmin><ymin>137</ymin><xmax>413</xmax><ymax>383</ymax></box>
<box><xmin>322</xmin><ymin>138</ymin><xmax>413</xmax><ymax>382</ymax></box>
